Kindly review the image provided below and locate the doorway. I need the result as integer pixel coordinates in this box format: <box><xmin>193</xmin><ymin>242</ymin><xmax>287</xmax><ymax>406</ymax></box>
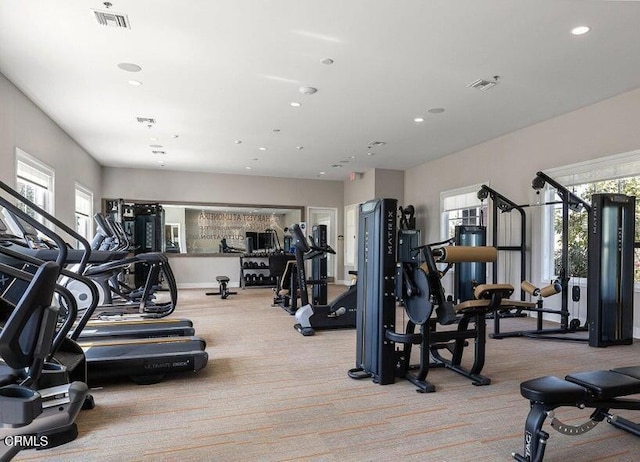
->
<box><xmin>307</xmin><ymin>207</ymin><xmax>338</xmax><ymax>281</ymax></box>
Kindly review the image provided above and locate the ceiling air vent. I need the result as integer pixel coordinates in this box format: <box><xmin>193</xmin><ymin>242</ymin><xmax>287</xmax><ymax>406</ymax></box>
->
<box><xmin>93</xmin><ymin>9</ymin><xmax>131</xmax><ymax>29</ymax></box>
<box><xmin>367</xmin><ymin>141</ymin><xmax>386</xmax><ymax>149</ymax></box>
<box><xmin>152</xmin><ymin>151</ymin><xmax>166</xmax><ymax>155</ymax></box>
<box><xmin>467</xmin><ymin>78</ymin><xmax>499</xmax><ymax>91</ymax></box>
<box><xmin>137</xmin><ymin>117</ymin><xmax>156</xmax><ymax>124</ymax></box>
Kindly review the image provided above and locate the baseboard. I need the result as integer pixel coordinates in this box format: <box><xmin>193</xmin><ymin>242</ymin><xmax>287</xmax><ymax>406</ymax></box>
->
<box><xmin>178</xmin><ymin>282</ymin><xmax>240</xmax><ymax>290</ymax></box>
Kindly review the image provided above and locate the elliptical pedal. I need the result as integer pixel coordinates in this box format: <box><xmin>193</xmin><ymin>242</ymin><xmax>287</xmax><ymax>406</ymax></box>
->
<box><xmin>294</xmin><ymin>323</ymin><xmax>314</xmax><ymax>336</ymax></box>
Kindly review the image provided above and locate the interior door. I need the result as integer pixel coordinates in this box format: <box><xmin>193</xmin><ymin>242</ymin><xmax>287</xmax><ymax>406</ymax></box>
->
<box><xmin>307</xmin><ymin>207</ymin><xmax>337</xmax><ymax>281</ymax></box>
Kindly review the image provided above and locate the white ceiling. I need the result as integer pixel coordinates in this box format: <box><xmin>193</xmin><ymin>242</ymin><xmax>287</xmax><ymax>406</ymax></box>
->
<box><xmin>1</xmin><ymin>0</ymin><xmax>640</xmax><ymax>181</ymax></box>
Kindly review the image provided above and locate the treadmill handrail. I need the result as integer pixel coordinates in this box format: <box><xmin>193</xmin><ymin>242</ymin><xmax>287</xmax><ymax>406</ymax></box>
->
<box><xmin>0</xmin><ymin>197</ymin><xmax>68</xmax><ymax>269</ymax></box>
<box><xmin>0</xmin><ymin>179</ymin><xmax>91</xmax><ymax>273</ymax></box>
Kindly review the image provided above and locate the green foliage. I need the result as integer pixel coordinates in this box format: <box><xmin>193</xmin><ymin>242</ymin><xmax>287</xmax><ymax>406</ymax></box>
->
<box><xmin>554</xmin><ymin>177</ymin><xmax>640</xmax><ymax>281</ymax></box>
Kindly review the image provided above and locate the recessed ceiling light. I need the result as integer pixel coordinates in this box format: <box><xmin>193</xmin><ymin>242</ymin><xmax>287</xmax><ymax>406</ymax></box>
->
<box><xmin>150</xmin><ymin>137</ymin><xmax>159</xmax><ymax>141</ymax></box>
<box><xmin>319</xmin><ymin>171</ymin><xmax>326</xmax><ymax>175</ymax></box>
<box><xmin>171</xmin><ymin>134</ymin><xmax>179</xmax><ymax>139</ymax></box>
<box><xmin>127</xmin><ymin>80</ymin><xmax>142</xmax><ymax>86</ymax></box>
<box><xmin>296</xmin><ymin>146</ymin><xmax>304</xmax><ymax>150</ymax></box>
<box><xmin>320</xmin><ymin>58</ymin><xmax>334</xmax><ymax>65</ymax></box>
<box><xmin>245</xmin><ymin>166</ymin><xmax>252</xmax><ymax>170</ymax></box>
<box><xmin>234</xmin><ymin>140</ymin><xmax>242</xmax><ymax>144</ymax></box>
<box><xmin>259</xmin><ymin>147</ymin><xmax>267</xmax><ymax>151</ymax></box>
<box><xmin>428</xmin><ymin>108</ymin><xmax>445</xmax><ymax>114</ymax></box>
<box><xmin>290</xmin><ymin>102</ymin><xmax>301</xmax><ymax>107</ymax></box>
<box><xmin>367</xmin><ymin>152</ymin><xmax>375</xmax><ymax>156</ymax></box>
<box><xmin>157</xmin><ymin>160</ymin><xmax>165</xmax><ymax>165</ymax></box>
<box><xmin>571</xmin><ymin>25</ymin><xmax>591</xmax><ymax>36</ymax></box>
<box><xmin>350</xmin><ymin>155</ymin><xmax>356</xmax><ymax>159</ymax></box>
<box><xmin>299</xmin><ymin>86</ymin><xmax>318</xmax><ymax>95</ymax></box>
<box><xmin>118</xmin><ymin>62</ymin><xmax>142</xmax><ymax>72</ymax></box>
<box><xmin>414</xmin><ymin>117</ymin><xmax>424</xmax><ymax>123</ymax></box>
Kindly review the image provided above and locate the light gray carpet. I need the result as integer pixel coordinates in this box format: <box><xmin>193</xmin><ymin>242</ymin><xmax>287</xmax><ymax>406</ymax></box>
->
<box><xmin>17</xmin><ymin>287</ymin><xmax>640</xmax><ymax>461</ymax></box>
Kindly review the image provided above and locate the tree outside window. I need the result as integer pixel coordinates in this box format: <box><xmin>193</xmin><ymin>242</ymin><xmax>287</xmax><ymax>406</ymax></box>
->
<box><xmin>554</xmin><ymin>177</ymin><xmax>640</xmax><ymax>281</ymax></box>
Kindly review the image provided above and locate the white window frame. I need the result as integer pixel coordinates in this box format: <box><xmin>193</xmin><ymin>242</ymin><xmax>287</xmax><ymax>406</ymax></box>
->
<box><xmin>75</xmin><ymin>182</ymin><xmax>94</xmax><ymax>243</ymax></box>
<box><xmin>440</xmin><ymin>183</ymin><xmax>487</xmax><ymax>240</ymax></box>
<box><xmin>542</xmin><ymin>149</ymin><xmax>640</xmax><ymax>288</ymax></box>
<box><xmin>15</xmin><ymin>147</ymin><xmax>55</xmax><ymax>224</ymax></box>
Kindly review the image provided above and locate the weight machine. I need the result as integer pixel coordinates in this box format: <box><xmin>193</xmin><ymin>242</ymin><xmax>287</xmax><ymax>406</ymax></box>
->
<box><xmin>477</xmin><ymin>183</ymin><xmax>570</xmax><ymax>339</ymax></box>
<box><xmin>348</xmin><ymin>198</ymin><xmax>513</xmax><ymax>392</ymax></box>
<box><xmin>480</xmin><ymin>173</ymin><xmax>635</xmax><ymax>346</ymax></box>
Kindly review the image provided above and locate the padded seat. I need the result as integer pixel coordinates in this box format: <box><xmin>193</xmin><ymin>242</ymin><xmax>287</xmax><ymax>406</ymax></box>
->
<box><xmin>453</xmin><ymin>284</ymin><xmax>515</xmax><ymax>314</ymax></box>
<box><xmin>566</xmin><ymin>370</ymin><xmax>640</xmax><ymax>400</ymax></box>
<box><xmin>520</xmin><ymin>375</ymin><xmax>588</xmax><ymax>404</ymax></box>
<box><xmin>474</xmin><ymin>283</ymin><xmax>514</xmax><ymax>300</ymax></box>
<box><xmin>216</xmin><ymin>276</ymin><xmax>230</xmax><ymax>283</ymax></box>
<box><xmin>454</xmin><ymin>299</ymin><xmax>492</xmax><ymax>314</ymax></box>
<box><xmin>612</xmin><ymin>366</ymin><xmax>640</xmax><ymax>380</ymax></box>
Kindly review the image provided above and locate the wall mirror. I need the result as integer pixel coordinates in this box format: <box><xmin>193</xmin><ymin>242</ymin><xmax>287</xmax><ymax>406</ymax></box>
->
<box><xmin>162</xmin><ymin>203</ymin><xmax>303</xmax><ymax>255</ymax></box>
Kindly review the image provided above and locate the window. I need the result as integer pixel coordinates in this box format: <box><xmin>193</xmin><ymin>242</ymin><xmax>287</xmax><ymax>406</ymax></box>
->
<box><xmin>15</xmin><ymin>148</ymin><xmax>55</xmax><ymax>223</ymax></box>
<box><xmin>75</xmin><ymin>183</ymin><xmax>94</xmax><ymax>243</ymax></box>
<box><xmin>546</xmin><ymin>150</ymin><xmax>640</xmax><ymax>283</ymax></box>
<box><xmin>441</xmin><ymin>184</ymin><xmax>487</xmax><ymax>239</ymax></box>
<box><xmin>548</xmin><ymin>177</ymin><xmax>640</xmax><ymax>282</ymax></box>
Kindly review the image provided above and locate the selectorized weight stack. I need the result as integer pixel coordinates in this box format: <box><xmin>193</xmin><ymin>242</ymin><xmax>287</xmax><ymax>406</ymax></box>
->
<box><xmin>454</xmin><ymin>225</ymin><xmax>487</xmax><ymax>303</ymax></box>
<box><xmin>587</xmin><ymin>193</ymin><xmax>636</xmax><ymax>347</ymax></box>
<box><xmin>348</xmin><ymin>198</ymin><xmax>398</xmax><ymax>385</ymax></box>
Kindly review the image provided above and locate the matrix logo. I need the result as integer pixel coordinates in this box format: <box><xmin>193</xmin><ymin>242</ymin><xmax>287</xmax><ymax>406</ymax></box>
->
<box><xmin>386</xmin><ymin>209</ymin><xmax>395</xmax><ymax>255</ymax></box>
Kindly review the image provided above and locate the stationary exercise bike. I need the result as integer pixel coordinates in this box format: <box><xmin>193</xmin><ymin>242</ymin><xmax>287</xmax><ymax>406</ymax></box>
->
<box><xmin>289</xmin><ymin>224</ymin><xmax>357</xmax><ymax>336</ymax></box>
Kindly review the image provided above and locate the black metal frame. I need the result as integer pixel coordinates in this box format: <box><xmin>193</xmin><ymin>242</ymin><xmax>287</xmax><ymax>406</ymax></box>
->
<box><xmin>514</xmin><ymin>368</ymin><xmax>640</xmax><ymax>462</ymax></box>
<box><xmin>479</xmin><ymin>177</ymin><xmax>590</xmax><ymax>341</ymax></box>
<box><xmin>587</xmin><ymin>193</ymin><xmax>635</xmax><ymax>347</ymax></box>
<box><xmin>348</xmin><ymin>198</ymin><xmax>398</xmax><ymax>385</ymax></box>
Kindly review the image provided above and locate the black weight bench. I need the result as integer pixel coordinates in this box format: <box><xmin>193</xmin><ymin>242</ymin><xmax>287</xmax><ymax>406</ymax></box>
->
<box><xmin>513</xmin><ymin>366</ymin><xmax>640</xmax><ymax>462</ymax></box>
<box><xmin>206</xmin><ymin>276</ymin><xmax>237</xmax><ymax>299</ymax></box>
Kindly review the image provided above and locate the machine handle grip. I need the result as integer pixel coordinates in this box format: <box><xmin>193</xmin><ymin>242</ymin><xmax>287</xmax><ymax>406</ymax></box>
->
<box><xmin>521</xmin><ymin>280</ymin><xmax>540</xmax><ymax>296</ymax></box>
<box><xmin>521</xmin><ymin>280</ymin><xmax>562</xmax><ymax>298</ymax></box>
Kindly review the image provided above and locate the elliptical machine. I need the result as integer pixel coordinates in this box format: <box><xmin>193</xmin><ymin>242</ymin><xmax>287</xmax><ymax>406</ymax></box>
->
<box><xmin>290</xmin><ymin>224</ymin><xmax>357</xmax><ymax>336</ymax></box>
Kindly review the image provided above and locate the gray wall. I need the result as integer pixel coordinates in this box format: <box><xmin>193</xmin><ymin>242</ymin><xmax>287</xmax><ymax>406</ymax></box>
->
<box><xmin>102</xmin><ymin>167</ymin><xmax>342</xmax><ymax>208</ymax></box>
<box><xmin>344</xmin><ymin>169</ymin><xmax>376</xmax><ymax>206</ymax></box>
<box><xmin>404</xmin><ymin>86</ymin><xmax>640</xmax><ymax>338</ymax></box>
<box><xmin>343</xmin><ymin>168</ymin><xmax>404</xmax><ymax>206</ymax></box>
<box><xmin>0</xmin><ymin>72</ymin><xmax>102</xmax><ymax>232</ymax></box>
<box><xmin>102</xmin><ymin>167</ymin><xmax>346</xmax><ymax>283</ymax></box>
<box><xmin>375</xmin><ymin>169</ymin><xmax>404</xmax><ymax>205</ymax></box>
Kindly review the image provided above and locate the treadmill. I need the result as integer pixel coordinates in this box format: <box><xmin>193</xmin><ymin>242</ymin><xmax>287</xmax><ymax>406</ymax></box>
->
<box><xmin>1</xmin><ymin>211</ymin><xmax>195</xmax><ymax>339</ymax></box>
<box><xmin>0</xmin><ymin>182</ymin><xmax>209</xmax><ymax>384</ymax></box>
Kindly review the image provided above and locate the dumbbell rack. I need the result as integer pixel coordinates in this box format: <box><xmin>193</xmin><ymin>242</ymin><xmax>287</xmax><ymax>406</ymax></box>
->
<box><xmin>239</xmin><ymin>253</ymin><xmax>279</xmax><ymax>289</ymax></box>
